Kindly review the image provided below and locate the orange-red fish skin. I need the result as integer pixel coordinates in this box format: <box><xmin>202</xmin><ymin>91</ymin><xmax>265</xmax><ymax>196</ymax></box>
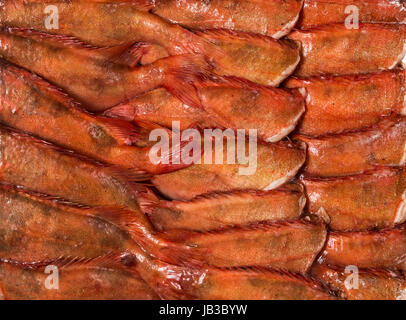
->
<box><xmin>161</xmin><ymin>219</ymin><xmax>327</xmax><ymax>273</ymax></box>
<box><xmin>311</xmin><ymin>263</ymin><xmax>406</xmax><ymax>300</ymax></box>
<box><xmin>295</xmin><ymin>116</ymin><xmax>406</xmax><ymax>177</ymax></box>
<box><xmin>285</xmin><ymin>69</ymin><xmax>406</xmax><ymax>136</ymax></box>
<box><xmin>146</xmin><ymin>184</ymin><xmax>305</xmax><ymax>232</ymax></box>
<box><xmin>298</xmin><ymin>0</ymin><xmax>406</xmax><ymax>29</ymax></box>
<box><xmin>153</xmin><ymin>0</ymin><xmax>304</xmax><ymax>38</ymax></box>
<box><xmin>288</xmin><ymin>23</ymin><xmax>406</xmax><ymax>77</ymax></box>
<box><xmin>302</xmin><ymin>167</ymin><xmax>406</xmax><ymax>231</ymax></box>
<box><xmin>0</xmin><ymin>261</ymin><xmax>159</xmax><ymax>300</ymax></box>
<box><xmin>105</xmin><ymin>78</ymin><xmax>305</xmax><ymax>143</ymax></box>
<box><xmin>322</xmin><ymin>223</ymin><xmax>406</xmax><ymax>269</ymax></box>
<box><xmin>153</xmin><ymin>140</ymin><xmax>306</xmax><ymax>200</ymax></box>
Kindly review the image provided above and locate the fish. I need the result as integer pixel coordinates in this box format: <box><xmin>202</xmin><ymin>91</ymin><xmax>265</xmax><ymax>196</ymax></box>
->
<box><xmin>144</xmin><ymin>184</ymin><xmax>306</xmax><ymax>232</ymax></box>
<box><xmin>295</xmin><ymin>116</ymin><xmax>406</xmax><ymax>177</ymax></box>
<box><xmin>288</xmin><ymin>23</ymin><xmax>406</xmax><ymax>77</ymax></box>
<box><xmin>302</xmin><ymin>167</ymin><xmax>406</xmax><ymax>231</ymax></box>
<box><xmin>25</xmin><ymin>253</ymin><xmax>336</xmax><ymax>300</ymax></box>
<box><xmin>152</xmin><ymin>0</ymin><xmax>304</xmax><ymax>38</ymax></box>
<box><xmin>0</xmin><ymin>183</ymin><xmax>202</xmax><ymax>266</ymax></box>
<box><xmin>285</xmin><ymin>69</ymin><xmax>406</xmax><ymax>136</ymax></box>
<box><xmin>298</xmin><ymin>0</ymin><xmax>406</xmax><ymax>29</ymax></box>
<box><xmin>152</xmin><ymin>140</ymin><xmax>306</xmax><ymax>200</ymax></box>
<box><xmin>0</xmin><ymin>60</ymin><xmax>193</xmax><ymax>174</ymax></box>
<box><xmin>0</xmin><ymin>1</ymin><xmax>300</xmax><ymax>86</ymax></box>
<box><xmin>321</xmin><ymin>223</ymin><xmax>406</xmax><ymax>269</ymax></box>
<box><xmin>0</xmin><ymin>27</ymin><xmax>209</xmax><ymax>112</ymax></box>
<box><xmin>0</xmin><ymin>257</ymin><xmax>159</xmax><ymax>300</ymax></box>
<box><xmin>311</xmin><ymin>262</ymin><xmax>406</xmax><ymax>300</ymax></box>
<box><xmin>105</xmin><ymin>77</ymin><xmax>305</xmax><ymax>143</ymax></box>
<box><xmin>160</xmin><ymin>218</ymin><xmax>327</xmax><ymax>273</ymax></box>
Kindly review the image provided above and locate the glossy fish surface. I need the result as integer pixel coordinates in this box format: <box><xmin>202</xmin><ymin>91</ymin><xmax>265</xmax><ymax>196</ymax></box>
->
<box><xmin>288</xmin><ymin>24</ymin><xmax>406</xmax><ymax>77</ymax></box>
<box><xmin>285</xmin><ymin>70</ymin><xmax>406</xmax><ymax>136</ymax></box>
<box><xmin>295</xmin><ymin>116</ymin><xmax>406</xmax><ymax>177</ymax></box>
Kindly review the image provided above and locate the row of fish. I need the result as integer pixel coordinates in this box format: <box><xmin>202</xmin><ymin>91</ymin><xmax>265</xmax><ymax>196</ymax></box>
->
<box><xmin>0</xmin><ymin>0</ymin><xmax>405</xmax><ymax>300</ymax></box>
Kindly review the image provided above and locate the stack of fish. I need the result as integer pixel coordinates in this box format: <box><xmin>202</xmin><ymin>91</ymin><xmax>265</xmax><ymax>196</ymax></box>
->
<box><xmin>0</xmin><ymin>0</ymin><xmax>404</xmax><ymax>300</ymax></box>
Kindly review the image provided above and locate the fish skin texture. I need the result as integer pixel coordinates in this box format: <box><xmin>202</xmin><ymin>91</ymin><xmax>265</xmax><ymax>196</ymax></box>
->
<box><xmin>298</xmin><ymin>0</ymin><xmax>406</xmax><ymax>29</ymax></box>
<box><xmin>285</xmin><ymin>69</ymin><xmax>406</xmax><ymax>136</ymax></box>
<box><xmin>288</xmin><ymin>23</ymin><xmax>406</xmax><ymax>77</ymax></box>
<box><xmin>295</xmin><ymin>116</ymin><xmax>406</xmax><ymax>177</ymax></box>
<box><xmin>302</xmin><ymin>167</ymin><xmax>406</xmax><ymax>231</ymax></box>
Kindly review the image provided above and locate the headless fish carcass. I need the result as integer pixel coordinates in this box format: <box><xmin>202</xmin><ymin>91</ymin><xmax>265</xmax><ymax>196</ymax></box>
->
<box><xmin>285</xmin><ymin>69</ymin><xmax>406</xmax><ymax>136</ymax></box>
<box><xmin>301</xmin><ymin>167</ymin><xmax>406</xmax><ymax>231</ymax></box>
<box><xmin>144</xmin><ymin>183</ymin><xmax>305</xmax><ymax>232</ymax></box>
<box><xmin>311</xmin><ymin>262</ymin><xmax>406</xmax><ymax>300</ymax></box>
<box><xmin>295</xmin><ymin>116</ymin><xmax>406</xmax><ymax>177</ymax></box>
<box><xmin>288</xmin><ymin>23</ymin><xmax>406</xmax><ymax>77</ymax></box>
<box><xmin>105</xmin><ymin>77</ymin><xmax>305</xmax><ymax>143</ymax></box>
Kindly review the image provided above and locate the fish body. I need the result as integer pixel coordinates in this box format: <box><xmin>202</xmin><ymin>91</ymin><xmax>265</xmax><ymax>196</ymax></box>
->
<box><xmin>161</xmin><ymin>219</ymin><xmax>327</xmax><ymax>273</ymax></box>
<box><xmin>311</xmin><ymin>263</ymin><xmax>406</xmax><ymax>300</ymax></box>
<box><xmin>285</xmin><ymin>70</ymin><xmax>406</xmax><ymax>136</ymax></box>
<box><xmin>105</xmin><ymin>78</ymin><xmax>305</xmax><ymax>143</ymax></box>
<box><xmin>0</xmin><ymin>1</ymin><xmax>299</xmax><ymax>86</ymax></box>
<box><xmin>322</xmin><ymin>223</ymin><xmax>406</xmax><ymax>268</ymax></box>
<box><xmin>0</xmin><ymin>60</ymin><xmax>190</xmax><ymax>174</ymax></box>
<box><xmin>153</xmin><ymin>140</ymin><xmax>306</xmax><ymax>200</ymax></box>
<box><xmin>153</xmin><ymin>0</ymin><xmax>304</xmax><ymax>38</ymax></box>
<box><xmin>146</xmin><ymin>184</ymin><xmax>305</xmax><ymax>232</ymax></box>
<box><xmin>299</xmin><ymin>0</ymin><xmax>406</xmax><ymax>28</ymax></box>
<box><xmin>0</xmin><ymin>260</ymin><xmax>159</xmax><ymax>300</ymax></box>
<box><xmin>288</xmin><ymin>23</ymin><xmax>406</xmax><ymax>77</ymax></box>
<box><xmin>302</xmin><ymin>167</ymin><xmax>406</xmax><ymax>231</ymax></box>
<box><xmin>295</xmin><ymin>116</ymin><xmax>406</xmax><ymax>177</ymax></box>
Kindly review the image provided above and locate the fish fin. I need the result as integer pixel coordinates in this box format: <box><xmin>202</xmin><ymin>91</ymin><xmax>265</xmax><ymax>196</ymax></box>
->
<box><xmin>99</xmin><ymin>116</ymin><xmax>148</xmax><ymax>145</ymax></box>
<box><xmin>103</xmin><ymin>165</ymin><xmax>152</xmax><ymax>184</ymax></box>
<box><xmin>162</xmin><ymin>54</ymin><xmax>212</xmax><ymax>110</ymax></box>
<box><xmin>113</xmin><ymin>42</ymin><xmax>152</xmax><ymax>67</ymax></box>
<box><xmin>103</xmin><ymin>104</ymin><xmax>138</xmax><ymax>122</ymax></box>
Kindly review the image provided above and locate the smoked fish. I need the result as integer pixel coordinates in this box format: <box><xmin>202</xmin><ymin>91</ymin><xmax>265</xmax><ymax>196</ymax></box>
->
<box><xmin>145</xmin><ymin>184</ymin><xmax>305</xmax><ymax>232</ymax></box>
<box><xmin>105</xmin><ymin>77</ymin><xmax>305</xmax><ymax>143</ymax></box>
<box><xmin>0</xmin><ymin>183</ymin><xmax>200</xmax><ymax>265</ymax></box>
<box><xmin>0</xmin><ymin>2</ymin><xmax>300</xmax><ymax>86</ymax></box>
<box><xmin>285</xmin><ymin>69</ymin><xmax>406</xmax><ymax>136</ymax></box>
<box><xmin>321</xmin><ymin>223</ymin><xmax>406</xmax><ymax>269</ymax></box>
<box><xmin>0</xmin><ymin>258</ymin><xmax>159</xmax><ymax>300</ymax></box>
<box><xmin>160</xmin><ymin>218</ymin><xmax>327</xmax><ymax>273</ymax></box>
<box><xmin>302</xmin><ymin>167</ymin><xmax>406</xmax><ymax>231</ymax></box>
<box><xmin>299</xmin><ymin>0</ymin><xmax>406</xmax><ymax>29</ymax></box>
<box><xmin>311</xmin><ymin>262</ymin><xmax>406</xmax><ymax>300</ymax></box>
<box><xmin>152</xmin><ymin>140</ymin><xmax>306</xmax><ymax>200</ymax></box>
<box><xmin>288</xmin><ymin>23</ymin><xmax>406</xmax><ymax>77</ymax></box>
<box><xmin>0</xmin><ymin>60</ymin><xmax>192</xmax><ymax>174</ymax></box>
<box><xmin>0</xmin><ymin>28</ymin><xmax>209</xmax><ymax>111</ymax></box>
<box><xmin>152</xmin><ymin>0</ymin><xmax>304</xmax><ymax>38</ymax></box>
<box><xmin>295</xmin><ymin>116</ymin><xmax>406</xmax><ymax>177</ymax></box>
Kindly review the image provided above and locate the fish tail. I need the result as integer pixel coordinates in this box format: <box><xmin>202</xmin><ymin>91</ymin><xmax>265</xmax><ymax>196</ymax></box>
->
<box><xmin>161</xmin><ymin>54</ymin><xmax>212</xmax><ymax>110</ymax></box>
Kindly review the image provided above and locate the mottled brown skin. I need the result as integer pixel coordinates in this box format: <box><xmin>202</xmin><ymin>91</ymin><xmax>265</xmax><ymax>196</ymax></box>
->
<box><xmin>311</xmin><ymin>263</ymin><xmax>406</xmax><ymax>300</ymax></box>
<box><xmin>0</xmin><ymin>61</ymin><xmax>189</xmax><ymax>174</ymax></box>
<box><xmin>147</xmin><ymin>184</ymin><xmax>305</xmax><ymax>231</ymax></box>
<box><xmin>0</xmin><ymin>1</ymin><xmax>300</xmax><ymax>86</ymax></box>
<box><xmin>288</xmin><ymin>24</ymin><xmax>406</xmax><ymax>77</ymax></box>
<box><xmin>298</xmin><ymin>0</ymin><xmax>406</xmax><ymax>29</ymax></box>
<box><xmin>0</xmin><ymin>262</ymin><xmax>159</xmax><ymax>300</ymax></box>
<box><xmin>285</xmin><ymin>70</ymin><xmax>406</xmax><ymax>136</ymax></box>
<box><xmin>153</xmin><ymin>0</ymin><xmax>304</xmax><ymax>38</ymax></box>
<box><xmin>322</xmin><ymin>223</ymin><xmax>406</xmax><ymax>269</ymax></box>
<box><xmin>106</xmin><ymin>82</ymin><xmax>305</xmax><ymax>143</ymax></box>
<box><xmin>153</xmin><ymin>140</ymin><xmax>306</xmax><ymax>200</ymax></box>
<box><xmin>0</xmin><ymin>29</ymin><xmax>206</xmax><ymax>112</ymax></box>
<box><xmin>0</xmin><ymin>186</ymin><xmax>134</xmax><ymax>262</ymax></box>
<box><xmin>302</xmin><ymin>167</ymin><xmax>406</xmax><ymax>231</ymax></box>
<box><xmin>295</xmin><ymin>116</ymin><xmax>406</xmax><ymax>177</ymax></box>
<box><xmin>161</xmin><ymin>219</ymin><xmax>327</xmax><ymax>273</ymax></box>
